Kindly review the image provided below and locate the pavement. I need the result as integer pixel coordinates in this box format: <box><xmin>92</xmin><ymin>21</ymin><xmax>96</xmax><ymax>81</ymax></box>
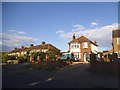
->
<box><xmin>2</xmin><ymin>63</ymin><xmax>119</xmax><ymax>88</ymax></box>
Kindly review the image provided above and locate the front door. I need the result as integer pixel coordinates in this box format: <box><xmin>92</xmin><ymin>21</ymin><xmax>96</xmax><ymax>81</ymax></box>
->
<box><xmin>84</xmin><ymin>52</ymin><xmax>88</xmax><ymax>62</ymax></box>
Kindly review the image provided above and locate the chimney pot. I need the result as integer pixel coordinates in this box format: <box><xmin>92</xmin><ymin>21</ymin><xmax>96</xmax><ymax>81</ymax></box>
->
<box><xmin>30</xmin><ymin>44</ymin><xmax>34</xmax><ymax>47</ymax></box>
<box><xmin>94</xmin><ymin>41</ymin><xmax>97</xmax><ymax>44</ymax></box>
<box><xmin>42</xmin><ymin>41</ymin><xmax>45</xmax><ymax>44</ymax></box>
<box><xmin>14</xmin><ymin>48</ymin><xmax>17</xmax><ymax>49</ymax></box>
<box><xmin>21</xmin><ymin>46</ymin><xmax>24</xmax><ymax>48</ymax></box>
<box><xmin>73</xmin><ymin>34</ymin><xmax>76</xmax><ymax>40</ymax></box>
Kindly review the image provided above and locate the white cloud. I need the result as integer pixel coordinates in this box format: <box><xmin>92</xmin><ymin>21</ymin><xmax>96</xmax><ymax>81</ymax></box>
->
<box><xmin>1</xmin><ymin>33</ymin><xmax>39</xmax><ymax>48</ymax></box>
<box><xmin>56</xmin><ymin>23</ymin><xmax>118</xmax><ymax>51</ymax></box>
<box><xmin>56</xmin><ymin>30</ymin><xmax>64</xmax><ymax>34</ymax></box>
<box><xmin>9</xmin><ymin>30</ymin><xmax>16</xmax><ymax>32</ymax></box>
<box><xmin>91</xmin><ymin>22</ymin><xmax>98</xmax><ymax>26</ymax></box>
<box><xmin>17</xmin><ymin>31</ymin><xmax>26</xmax><ymax>34</ymax></box>
<box><xmin>8</xmin><ymin>29</ymin><xmax>26</xmax><ymax>34</ymax></box>
<box><xmin>72</xmin><ymin>24</ymin><xmax>85</xmax><ymax>31</ymax></box>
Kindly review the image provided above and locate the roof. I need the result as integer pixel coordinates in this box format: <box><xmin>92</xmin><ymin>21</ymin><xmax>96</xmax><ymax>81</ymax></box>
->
<box><xmin>112</xmin><ymin>29</ymin><xmax>120</xmax><ymax>31</ymax></box>
<box><xmin>29</xmin><ymin>44</ymin><xmax>50</xmax><ymax>50</ymax></box>
<box><xmin>9</xmin><ymin>48</ymin><xmax>27</xmax><ymax>53</ymax></box>
<box><xmin>68</xmin><ymin>35</ymin><xmax>98</xmax><ymax>46</ymax></box>
<box><xmin>9</xmin><ymin>43</ymin><xmax>60</xmax><ymax>53</ymax></box>
<box><xmin>103</xmin><ymin>49</ymin><xmax>113</xmax><ymax>55</ymax></box>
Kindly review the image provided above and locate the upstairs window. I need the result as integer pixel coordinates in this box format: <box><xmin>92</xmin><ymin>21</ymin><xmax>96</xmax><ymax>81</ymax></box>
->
<box><xmin>70</xmin><ymin>43</ymin><xmax>80</xmax><ymax>48</ymax></box>
<box><xmin>82</xmin><ymin>42</ymin><xmax>88</xmax><ymax>48</ymax></box>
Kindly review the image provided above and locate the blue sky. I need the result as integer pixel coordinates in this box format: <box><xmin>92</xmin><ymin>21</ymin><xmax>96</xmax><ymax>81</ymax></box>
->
<box><xmin>2</xmin><ymin>2</ymin><xmax>118</xmax><ymax>52</ymax></box>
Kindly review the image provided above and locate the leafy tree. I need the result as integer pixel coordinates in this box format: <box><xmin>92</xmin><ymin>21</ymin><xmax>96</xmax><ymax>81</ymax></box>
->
<box><xmin>24</xmin><ymin>50</ymin><xmax>30</xmax><ymax>63</ymax></box>
<box><xmin>2</xmin><ymin>52</ymin><xmax>9</xmax><ymax>63</ymax></box>
<box><xmin>9</xmin><ymin>55</ymin><xmax>17</xmax><ymax>60</ymax></box>
<box><xmin>18</xmin><ymin>56</ymin><xmax>27</xmax><ymax>63</ymax></box>
<box><xmin>29</xmin><ymin>51</ymin><xmax>47</xmax><ymax>61</ymax></box>
<box><xmin>46</xmin><ymin>47</ymin><xmax>61</xmax><ymax>60</ymax></box>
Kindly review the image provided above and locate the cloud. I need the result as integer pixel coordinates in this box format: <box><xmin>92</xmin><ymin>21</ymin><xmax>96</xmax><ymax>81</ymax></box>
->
<box><xmin>17</xmin><ymin>31</ymin><xmax>26</xmax><ymax>34</ymax></box>
<box><xmin>56</xmin><ymin>30</ymin><xmax>64</xmax><ymax>34</ymax></box>
<box><xmin>1</xmin><ymin>45</ymin><xmax>14</xmax><ymax>52</ymax></box>
<box><xmin>56</xmin><ymin>23</ymin><xmax>118</xmax><ymax>51</ymax></box>
<box><xmin>1</xmin><ymin>33</ymin><xmax>39</xmax><ymax>51</ymax></box>
<box><xmin>91</xmin><ymin>22</ymin><xmax>98</xmax><ymax>26</ymax></box>
<box><xmin>8</xmin><ymin>29</ymin><xmax>26</xmax><ymax>34</ymax></box>
<box><xmin>72</xmin><ymin>24</ymin><xmax>85</xmax><ymax>31</ymax></box>
<box><xmin>9</xmin><ymin>30</ymin><xmax>16</xmax><ymax>32</ymax></box>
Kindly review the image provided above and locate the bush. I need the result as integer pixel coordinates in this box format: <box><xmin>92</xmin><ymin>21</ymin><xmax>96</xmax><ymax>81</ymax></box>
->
<box><xmin>18</xmin><ymin>56</ymin><xmax>27</xmax><ymax>63</ymax></box>
<box><xmin>2</xmin><ymin>53</ymin><xmax>17</xmax><ymax>63</ymax></box>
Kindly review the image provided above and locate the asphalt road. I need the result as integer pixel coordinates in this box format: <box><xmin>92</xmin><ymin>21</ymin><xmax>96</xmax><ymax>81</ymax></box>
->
<box><xmin>2</xmin><ymin>63</ymin><xmax>119</xmax><ymax>88</ymax></box>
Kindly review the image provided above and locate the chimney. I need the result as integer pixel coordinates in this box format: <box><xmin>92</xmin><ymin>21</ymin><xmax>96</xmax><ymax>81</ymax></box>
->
<box><xmin>73</xmin><ymin>34</ymin><xmax>76</xmax><ymax>40</ymax></box>
<box><xmin>30</xmin><ymin>44</ymin><xmax>34</xmax><ymax>47</ymax></box>
<box><xmin>21</xmin><ymin>46</ymin><xmax>24</xmax><ymax>49</ymax></box>
<box><xmin>42</xmin><ymin>41</ymin><xmax>46</xmax><ymax>45</ymax></box>
<box><xmin>94</xmin><ymin>41</ymin><xmax>97</xmax><ymax>44</ymax></box>
<box><xmin>14</xmin><ymin>47</ymin><xmax>17</xmax><ymax>50</ymax></box>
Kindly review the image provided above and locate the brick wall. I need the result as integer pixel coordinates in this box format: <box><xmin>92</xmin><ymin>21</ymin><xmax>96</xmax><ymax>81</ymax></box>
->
<box><xmin>90</xmin><ymin>54</ymin><xmax>119</xmax><ymax>75</ymax></box>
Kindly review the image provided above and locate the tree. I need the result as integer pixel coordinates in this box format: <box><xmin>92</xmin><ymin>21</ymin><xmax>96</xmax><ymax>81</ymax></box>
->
<box><xmin>46</xmin><ymin>46</ymin><xmax>61</xmax><ymax>60</ymax></box>
<box><xmin>18</xmin><ymin>56</ymin><xmax>26</xmax><ymax>63</ymax></box>
<box><xmin>2</xmin><ymin>52</ymin><xmax>9</xmax><ymax>63</ymax></box>
<box><xmin>24</xmin><ymin>50</ymin><xmax>30</xmax><ymax>63</ymax></box>
<box><xmin>29</xmin><ymin>51</ymin><xmax>47</xmax><ymax>62</ymax></box>
<box><xmin>9</xmin><ymin>55</ymin><xmax>17</xmax><ymax>60</ymax></box>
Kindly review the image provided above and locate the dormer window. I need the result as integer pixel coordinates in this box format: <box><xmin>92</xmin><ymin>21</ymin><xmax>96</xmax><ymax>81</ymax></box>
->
<box><xmin>82</xmin><ymin>42</ymin><xmax>88</xmax><ymax>48</ymax></box>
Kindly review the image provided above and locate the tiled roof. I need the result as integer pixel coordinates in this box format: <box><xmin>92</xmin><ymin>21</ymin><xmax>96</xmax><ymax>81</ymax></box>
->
<box><xmin>68</xmin><ymin>35</ymin><xmax>98</xmax><ymax>46</ymax></box>
<box><xmin>29</xmin><ymin>44</ymin><xmax>50</xmax><ymax>50</ymax></box>
<box><xmin>103</xmin><ymin>49</ymin><xmax>113</xmax><ymax>55</ymax></box>
<box><xmin>9</xmin><ymin>48</ymin><xmax>27</xmax><ymax>53</ymax></box>
<box><xmin>9</xmin><ymin>44</ymin><xmax>60</xmax><ymax>53</ymax></box>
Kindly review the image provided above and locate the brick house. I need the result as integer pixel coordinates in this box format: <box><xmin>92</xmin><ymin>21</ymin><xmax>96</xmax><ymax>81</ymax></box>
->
<box><xmin>101</xmin><ymin>29</ymin><xmax>120</xmax><ymax>59</ymax></box>
<box><xmin>9</xmin><ymin>41</ymin><xmax>60</xmax><ymax>56</ymax></box>
<box><xmin>66</xmin><ymin>34</ymin><xmax>98</xmax><ymax>62</ymax></box>
<box><xmin>112</xmin><ymin>29</ymin><xmax>120</xmax><ymax>58</ymax></box>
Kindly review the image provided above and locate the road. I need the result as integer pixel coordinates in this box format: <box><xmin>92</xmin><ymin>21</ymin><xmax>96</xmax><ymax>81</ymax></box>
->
<box><xmin>2</xmin><ymin>63</ymin><xmax>119</xmax><ymax>88</ymax></box>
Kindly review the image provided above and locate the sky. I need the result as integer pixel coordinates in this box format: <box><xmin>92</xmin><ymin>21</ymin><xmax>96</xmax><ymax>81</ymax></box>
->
<box><xmin>2</xmin><ymin>2</ymin><xmax>118</xmax><ymax>52</ymax></box>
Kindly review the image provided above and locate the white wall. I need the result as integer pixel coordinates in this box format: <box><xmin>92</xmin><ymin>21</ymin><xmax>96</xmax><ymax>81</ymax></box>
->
<box><xmin>70</xmin><ymin>48</ymin><xmax>80</xmax><ymax>53</ymax></box>
<box><xmin>90</xmin><ymin>43</ymin><xmax>98</xmax><ymax>54</ymax></box>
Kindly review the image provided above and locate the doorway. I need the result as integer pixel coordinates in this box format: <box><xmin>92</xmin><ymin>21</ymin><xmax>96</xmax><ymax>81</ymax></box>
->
<box><xmin>83</xmin><ymin>52</ymin><xmax>88</xmax><ymax>62</ymax></box>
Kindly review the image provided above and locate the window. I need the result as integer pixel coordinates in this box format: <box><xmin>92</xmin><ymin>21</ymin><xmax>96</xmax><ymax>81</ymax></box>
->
<box><xmin>70</xmin><ymin>43</ymin><xmax>80</xmax><ymax>48</ymax></box>
<box><xmin>118</xmin><ymin>37</ymin><xmax>120</xmax><ymax>45</ymax></box>
<box><xmin>82</xmin><ymin>42</ymin><xmax>88</xmax><ymax>48</ymax></box>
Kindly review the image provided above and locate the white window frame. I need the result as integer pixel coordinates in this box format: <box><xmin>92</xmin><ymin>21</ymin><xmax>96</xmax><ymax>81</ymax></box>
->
<box><xmin>82</xmin><ymin>42</ymin><xmax>88</xmax><ymax>48</ymax></box>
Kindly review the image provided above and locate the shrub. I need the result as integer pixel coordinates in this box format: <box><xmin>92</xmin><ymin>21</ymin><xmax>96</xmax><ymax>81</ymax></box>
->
<box><xmin>18</xmin><ymin>56</ymin><xmax>27</xmax><ymax>63</ymax></box>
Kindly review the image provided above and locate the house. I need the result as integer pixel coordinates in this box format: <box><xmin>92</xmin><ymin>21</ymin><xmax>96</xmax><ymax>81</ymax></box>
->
<box><xmin>8</xmin><ymin>41</ymin><xmax>61</xmax><ymax>56</ymax></box>
<box><xmin>8</xmin><ymin>46</ymin><xmax>27</xmax><ymax>56</ymax></box>
<box><xmin>112</xmin><ymin>29</ymin><xmax>120</xmax><ymax>58</ymax></box>
<box><xmin>103</xmin><ymin>29</ymin><xmax>120</xmax><ymax>58</ymax></box>
<box><xmin>63</xmin><ymin>34</ymin><xmax>98</xmax><ymax>62</ymax></box>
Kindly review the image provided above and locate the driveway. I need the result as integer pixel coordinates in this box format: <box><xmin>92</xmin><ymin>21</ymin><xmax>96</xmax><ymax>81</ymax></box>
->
<box><xmin>2</xmin><ymin>63</ymin><xmax>118</xmax><ymax>88</ymax></box>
